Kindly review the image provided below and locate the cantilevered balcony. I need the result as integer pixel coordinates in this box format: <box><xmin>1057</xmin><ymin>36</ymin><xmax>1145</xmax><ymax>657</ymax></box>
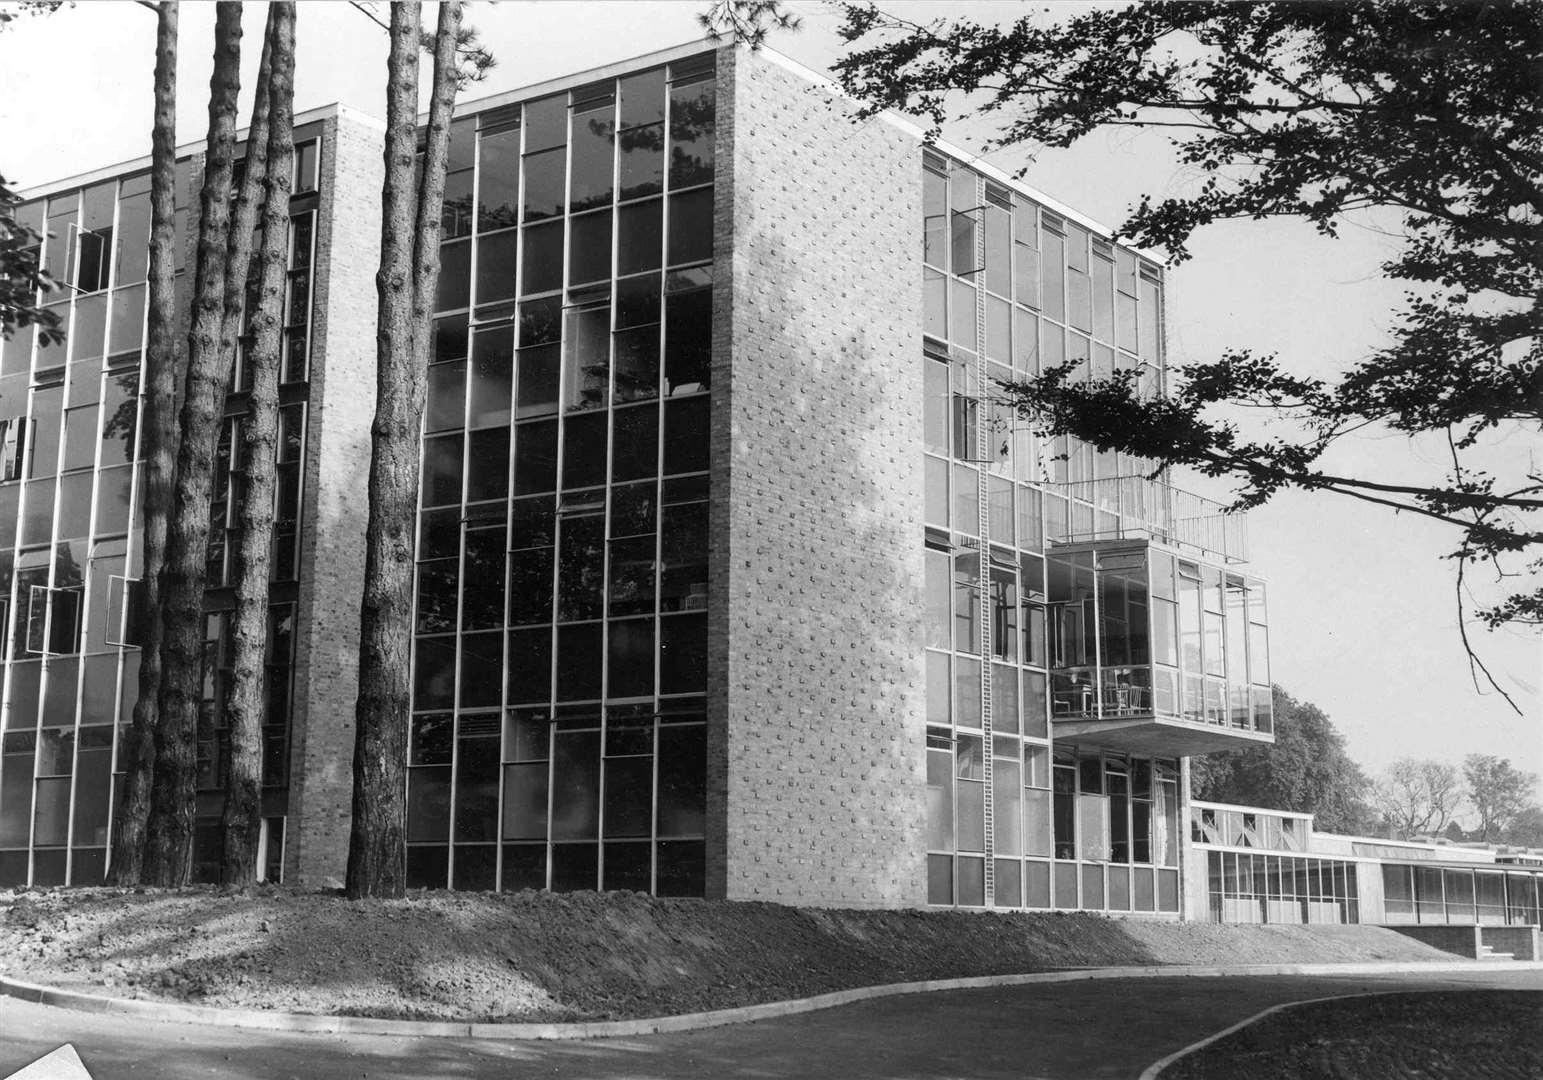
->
<box><xmin>1047</xmin><ymin>537</ymin><xmax>1274</xmax><ymax>756</ymax></box>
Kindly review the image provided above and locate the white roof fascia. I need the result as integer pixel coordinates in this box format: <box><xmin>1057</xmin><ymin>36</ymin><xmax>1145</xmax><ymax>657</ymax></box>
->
<box><xmin>19</xmin><ymin>102</ymin><xmax>352</xmax><ymax>201</ymax></box>
<box><xmin>746</xmin><ymin>43</ymin><xmax>1154</xmax><ymax>258</ymax></box>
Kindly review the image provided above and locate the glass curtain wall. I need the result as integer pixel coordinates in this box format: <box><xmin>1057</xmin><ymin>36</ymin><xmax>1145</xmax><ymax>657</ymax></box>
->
<box><xmin>1205</xmin><ymin>849</ymin><xmax>1360</xmax><ymax>924</ymax></box>
<box><xmin>921</xmin><ymin>149</ymin><xmax>1180</xmax><ymax>911</ymax></box>
<box><xmin>1381</xmin><ymin>863</ymin><xmax>1543</xmax><ymax>927</ymax></box>
<box><xmin>0</xmin><ymin>140</ymin><xmax>321</xmax><ymax>886</ymax></box>
<box><xmin>1045</xmin><ymin>543</ymin><xmax>1271</xmax><ymax>733</ymax></box>
<box><xmin>408</xmin><ymin>54</ymin><xmax>715</xmax><ymax>895</ymax></box>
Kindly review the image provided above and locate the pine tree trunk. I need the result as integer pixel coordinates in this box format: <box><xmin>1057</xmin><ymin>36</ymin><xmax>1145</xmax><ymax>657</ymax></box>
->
<box><xmin>221</xmin><ymin>1</ymin><xmax>294</xmax><ymax>890</ymax></box>
<box><xmin>109</xmin><ymin>0</ymin><xmax>179</xmax><ymax>888</ymax></box>
<box><xmin>345</xmin><ymin>0</ymin><xmax>462</xmax><ymax>900</ymax></box>
<box><xmin>145</xmin><ymin>0</ymin><xmax>244</xmax><ymax>887</ymax></box>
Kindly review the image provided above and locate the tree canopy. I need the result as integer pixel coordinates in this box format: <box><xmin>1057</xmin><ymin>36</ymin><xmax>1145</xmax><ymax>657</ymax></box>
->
<box><xmin>1190</xmin><ymin>685</ymin><xmax>1373</xmax><ymax>834</ymax></box>
<box><xmin>832</xmin><ymin>1</ymin><xmax>1542</xmax><ymax>665</ymax></box>
<box><xmin>1372</xmin><ymin>757</ymin><xmax>1463</xmax><ymax>839</ymax></box>
<box><xmin>0</xmin><ymin>175</ymin><xmax>63</xmax><ymax>347</ymax></box>
<box><xmin>1462</xmin><ymin>753</ymin><xmax>1539</xmax><ymax>842</ymax></box>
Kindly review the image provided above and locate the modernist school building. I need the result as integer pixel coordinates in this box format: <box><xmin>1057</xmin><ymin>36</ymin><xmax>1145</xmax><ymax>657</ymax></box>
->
<box><xmin>6</xmin><ymin>40</ymin><xmax>1533</xmax><ymax>933</ymax></box>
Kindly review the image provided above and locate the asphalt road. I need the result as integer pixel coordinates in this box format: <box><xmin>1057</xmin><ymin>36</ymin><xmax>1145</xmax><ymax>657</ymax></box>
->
<box><xmin>3</xmin><ymin>969</ymin><xmax>1541</xmax><ymax>1080</ymax></box>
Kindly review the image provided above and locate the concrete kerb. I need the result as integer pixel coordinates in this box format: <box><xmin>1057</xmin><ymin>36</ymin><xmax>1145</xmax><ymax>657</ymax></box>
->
<box><xmin>4</xmin><ymin>960</ymin><xmax>1541</xmax><ymax>1042</ymax></box>
<box><xmin>1135</xmin><ymin>987</ymin><xmax>1507</xmax><ymax>1080</ymax></box>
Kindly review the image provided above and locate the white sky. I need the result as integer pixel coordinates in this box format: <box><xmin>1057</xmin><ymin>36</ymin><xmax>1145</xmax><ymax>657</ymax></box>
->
<box><xmin>1</xmin><ymin>1</ymin><xmax>1538</xmax><ymax>805</ymax></box>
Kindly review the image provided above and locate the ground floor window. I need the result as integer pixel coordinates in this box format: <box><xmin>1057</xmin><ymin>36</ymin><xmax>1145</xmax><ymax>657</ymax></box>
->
<box><xmin>1206</xmin><ymin>849</ymin><xmax>1359</xmax><ymax>924</ymax></box>
<box><xmin>403</xmin><ymin>698</ymin><xmax>706</xmax><ymax>895</ymax></box>
<box><xmin>928</xmin><ymin>741</ymin><xmax>1179</xmax><ymax>912</ymax></box>
<box><xmin>1381</xmin><ymin>863</ymin><xmax>1542</xmax><ymax>926</ymax></box>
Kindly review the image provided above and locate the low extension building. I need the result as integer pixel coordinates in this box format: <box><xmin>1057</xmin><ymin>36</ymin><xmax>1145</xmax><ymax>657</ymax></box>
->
<box><xmin>1</xmin><ymin>40</ymin><xmax>1281</xmax><ymax>914</ymax></box>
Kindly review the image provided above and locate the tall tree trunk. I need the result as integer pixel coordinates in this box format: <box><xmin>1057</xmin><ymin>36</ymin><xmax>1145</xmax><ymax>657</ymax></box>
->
<box><xmin>345</xmin><ymin>0</ymin><xmax>463</xmax><ymax>900</ymax></box>
<box><xmin>145</xmin><ymin>0</ymin><xmax>244</xmax><ymax>887</ymax></box>
<box><xmin>109</xmin><ymin>0</ymin><xmax>179</xmax><ymax>888</ymax></box>
<box><xmin>219</xmin><ymin>8</ymin><xmax>274</xmax><ymax>373</ymax></box>
<box><xmin>221</xmin><ymin>1</ymin><xmax>294</xmax><ymax>889</ymax></box>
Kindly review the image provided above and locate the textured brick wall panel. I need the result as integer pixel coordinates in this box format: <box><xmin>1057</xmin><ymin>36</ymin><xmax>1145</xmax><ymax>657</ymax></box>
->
<box><xmin>710</xmin><ymin>51</ymin><xmax>927</xmax><ymax>908</ymax></box>
<box><xmin>284</xmin><ymin>110</ymin><xmax>383</xmax><ymax>885</ymax></box>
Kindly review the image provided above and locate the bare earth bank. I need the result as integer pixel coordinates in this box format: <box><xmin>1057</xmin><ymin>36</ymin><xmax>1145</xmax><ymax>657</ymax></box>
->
<box><xmin>0</xmin><ymin>887</ymin><xmax>1457</xmax><ymax>1022</ymax></box>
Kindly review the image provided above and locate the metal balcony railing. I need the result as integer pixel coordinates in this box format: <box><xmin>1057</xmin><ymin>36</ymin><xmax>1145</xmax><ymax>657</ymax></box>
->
<box><xmin>1054</xmin><ymin>475</ymin><xmax>1249</xmax><ymax>564</ymax></box>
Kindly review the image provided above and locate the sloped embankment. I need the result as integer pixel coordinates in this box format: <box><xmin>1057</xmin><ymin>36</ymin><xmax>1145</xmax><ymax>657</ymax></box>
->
<box><xmin>0</xmin><ymin>887</ymin><xmax>1455</xmax><ymax>1023</ymax></box>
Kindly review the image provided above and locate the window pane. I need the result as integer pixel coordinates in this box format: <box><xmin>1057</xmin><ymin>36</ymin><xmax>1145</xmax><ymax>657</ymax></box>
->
<box><xmin>476</xmin><ymin>127</ymin><xmax>520</xmax><ymax>232</ymax></box>
<box><xmin>436</xmin><ymin>240</ymin><xmax>470</xmax><ymax>312</ymax></box>
<box><xmin>551</xmin><ymin>731</ymin><xmax>600</xmax><ymax>838</ymax></box>
<box><xmin>668</xmin><ymin>78</ymin><xmax>714</xmax><ymax>187</ymax></box>
<box><xmin>464</xmin><ymin>427</ymin><xmax>509</xmax><ymax>503</ymax></box>
<box><xmin>612</xmin><ymin>404</ymin><xmax>658</xmax><ymax>482</ymax></box>
<box><xmin>664</xmin><ymin>288</ymin><xmax>710</xmax><ymax>395</ymax></box>
<box><xmin>515</xmin><ymin>344</ymin><xmax>560</xmax><ymax>419</ymax></box>
<box><xmin>617</xmin><ymin>199</ymin><xmax>663</xmax><ymax>275</ymax></box>
<box><xmin>523</xmin><ymin>94</ymin><xmax>567</xmax><ymax>152</ymax></box>
<box><xmin>474</xmin><ymin>229</ymin><xmax>517</xmax><ymax>306</ymax></box>
<box><xmin>606</xmin><ymin>618</ymin><xmax>654</xmax><ymax>698</ymax></box>
<box><xmin>657</xmin><ymin>724</ymin><xmax>705</xmax><ymax>835</ymax></box>
<box><xmin>520</xmin><ymin>221</ymin><xmax>563</xmax><ymax>294</ymax></box>
<box><xmin>568</xmin><ymin>210</ymin><xmax>613</xmax><ymax>287</ymax></box>
<box><xmin>619</xmin><ymin>122</ymin><xmax>665</xmax><ymax>201</ymax></box>
<box><xmin>569</xmin><ymin>104</ymin><xmax>616</xmax><ymax>212</ymax></box>
<box><xmin>522</xmin><ymin>147</ymin><xmax>565</xmax><ymax>222</ymax></box>
<box><xmin>469</xmin><ymin>326</ymin><xmax>513</xmax><ymax>428</ymax></box>
<box><xmin>426</xmin><ymin>360</ymin><xmax>466</xmax><ymax>433</ymax></box>
<box><xmin>513</xmin><ymin>419</ymin><xmax>557</xmax><ymax>494</ymax></box>
<box><xmin>666</xmin><ymin>189</ymin><xmax>712</xmax><ymax>266</ymax></box>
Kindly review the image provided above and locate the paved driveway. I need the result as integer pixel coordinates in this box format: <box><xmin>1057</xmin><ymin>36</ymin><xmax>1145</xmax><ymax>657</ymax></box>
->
<box><xmin>3</xmin><ymin>969</ymin><xmax>1540</xmax><ymax>1080</ymax></box>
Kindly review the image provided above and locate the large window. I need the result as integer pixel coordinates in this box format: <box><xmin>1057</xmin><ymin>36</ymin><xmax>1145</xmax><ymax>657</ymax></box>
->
<box><xmin>408</xmin><ymin>55</ymin><xmax>716</xmax><ymax>896</ymax></box>
<box><xmin>0</xmin><ymin>127</ymin><xmax>321</xmax><ymax>888</ymax></box>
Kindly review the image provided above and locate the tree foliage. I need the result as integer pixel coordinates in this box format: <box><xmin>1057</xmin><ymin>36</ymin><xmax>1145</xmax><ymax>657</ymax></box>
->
<box><xmin>0</xmin><ymin>174</ymin><xmax>63</xmax><ymax>347</ymax></box>
<box><xmin>832</xmin><ymin>1</ymin><xmax>1543</xmax><ymax>649</ymax></box>
<box><xmin>1462</xmin><ymin>753</ymin><xmax>1539</xmax><ymax>842</ymax></box>
<box><xmin>1372</xmin><ymin>757</ymin><xmax>1463</xmax><ymax>839</ymax></box>
<box><xmin>700</xmin><ymin>0</ymin><xmax>801</xmax><ymax>49</ymax></box>
<box><xmin>1503</xmin><ymin>805</ymin><xmax>1543</xmax><ymax>849</ymax></box>
<box><xmin>1190</xmin><ymin>685</ymin><xmax>1373</xmax><ymax>833</ymax></box>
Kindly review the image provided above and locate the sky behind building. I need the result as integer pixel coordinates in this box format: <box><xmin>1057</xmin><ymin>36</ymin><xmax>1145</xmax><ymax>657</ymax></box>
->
<box><xmin>1</xmin><ymin>0</ymin><xmax>1536</xmax><ymax>805</ymax></box>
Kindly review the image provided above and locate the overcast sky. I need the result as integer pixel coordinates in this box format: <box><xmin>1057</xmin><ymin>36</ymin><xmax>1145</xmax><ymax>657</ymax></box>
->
<box><xmin>2</xmin><ymin>1</ymin><xmax>1537</xmax><ymax>806</ymax></box>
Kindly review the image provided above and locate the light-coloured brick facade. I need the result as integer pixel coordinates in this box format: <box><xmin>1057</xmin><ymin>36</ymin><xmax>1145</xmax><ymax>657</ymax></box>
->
<box><xmin>284</xmin><ymin>109</ymin><xmax>384</xmax><ymax>885</ymax></box>
<box><xmin>707</xmin><ymin>49</ymin><xmax>928</xmax><ymax>907</ymax></box>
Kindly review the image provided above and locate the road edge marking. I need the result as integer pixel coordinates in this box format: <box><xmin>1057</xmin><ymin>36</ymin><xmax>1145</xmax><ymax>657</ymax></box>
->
<box><xmin>1136</xmin><ymin>987</ymin><xmax>1524</xmax><ymax>1080</ymax></box>
<box><xmin>3</xmin><ymin>961</ymin><xmax>1540</xmax><ymax>1042</ymax></box>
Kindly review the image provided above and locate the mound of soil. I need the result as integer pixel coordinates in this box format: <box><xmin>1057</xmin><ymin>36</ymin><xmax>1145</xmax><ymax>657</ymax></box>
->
<box><xmin>0</xmin><ymin>887</ymin><xmax>1457</xmax><ymax>1023</ymax></box>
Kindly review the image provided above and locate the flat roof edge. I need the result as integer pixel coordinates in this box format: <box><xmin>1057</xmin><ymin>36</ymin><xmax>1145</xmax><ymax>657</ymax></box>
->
<box><xmin>746</xmin><ymin>44</ymin><xmax>1144</xmax><ymax>253</ymax></box>
<box><xmin>18</xmin><ymin>102</ymin><xmax>354</xmax><ymax>201</ymax></box>
<box><xmin>431</xmin><ymin>38</ymin><xmax>722</xmax><ymax>124</ymax></box>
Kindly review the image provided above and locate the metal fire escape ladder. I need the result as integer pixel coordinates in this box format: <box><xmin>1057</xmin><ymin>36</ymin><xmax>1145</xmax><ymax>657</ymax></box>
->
<box><xmin>972</xmin><ymin>175</ymin><xmax>995</xmax><ymax>907</ymax></box>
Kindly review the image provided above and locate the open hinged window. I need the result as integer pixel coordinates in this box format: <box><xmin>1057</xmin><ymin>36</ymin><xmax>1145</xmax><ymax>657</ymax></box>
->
<box><xmin>25</xmin><ymin>584</ymin><xmax>83</xmax><ymax>656</ymax></box>
<box><xmin>0</xmin><ymin>416</ymin><xmax>27</xmax><ymax>481</ymax></box>
<box><xmin>104</xmin><ymin>575</ymin><xmax>143</xmax><ymax>648</ymax></box>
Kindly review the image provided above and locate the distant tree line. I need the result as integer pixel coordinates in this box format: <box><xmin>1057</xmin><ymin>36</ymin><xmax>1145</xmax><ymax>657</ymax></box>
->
<box><xmin>1194</xmin><ymin>685</ymin><xmax>1543</xmax><ymax>847</ymax></box>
